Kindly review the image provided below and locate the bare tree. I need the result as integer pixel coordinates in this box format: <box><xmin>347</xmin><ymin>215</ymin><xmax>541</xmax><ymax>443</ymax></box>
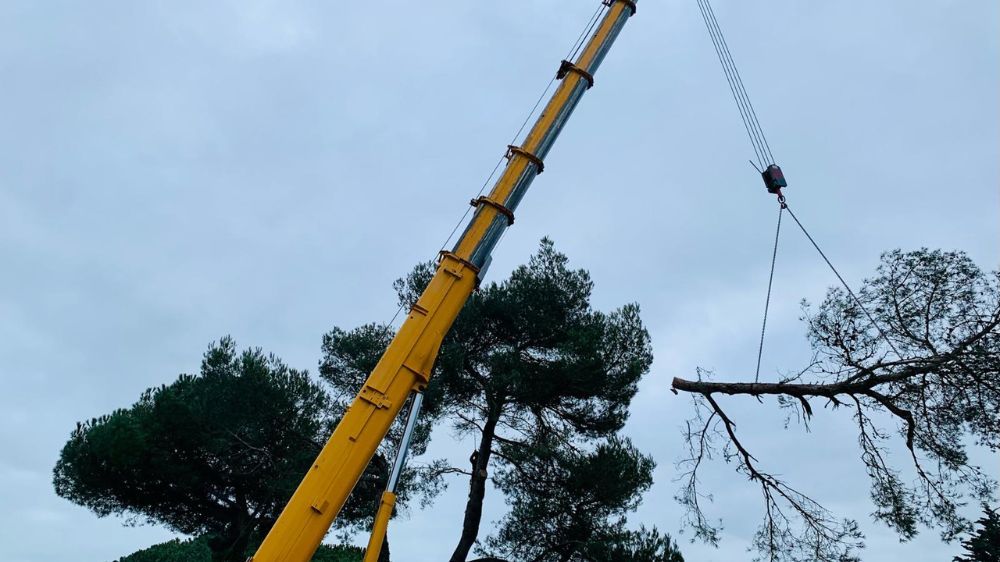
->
<box><xmin>672</xmin><ymin>249</ymin><xmax>1000</xmax><ymax>561</ymax></box>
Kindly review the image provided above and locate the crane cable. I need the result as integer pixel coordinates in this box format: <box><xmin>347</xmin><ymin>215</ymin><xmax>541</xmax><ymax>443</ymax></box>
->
<box><xmin>381</xmin><ymin>1</ymin><xmax>610</xmax><ymax>334</ymax></box>
<box><xmin>439</xmin><ymin>1</ymin><xmax>607</xmax><ymax>256</ymax></box>
<box><xmin>695</xmin><ymin>0</ymin><xmax>774</xmax><ymax>170</ymax></box>
<box><xmin>368</xmin><ymin>7</ymin><xmax>617</xmax><ymax>547</ymax></box>
<box><xmin>755</xmin><ymin>205</ymin><xmax>783</xmax><ymax>382</ymax></box>
<box><xmin>783</xmin><ymin>204</ymin><xmax>903</xmax><ymax>359</ymax></box>
<box><xmin>695</xmin><ymin>0</ymin><xmax>904</xmax><ymax>372</ymax></box>
<box><xmin>359</xmin><ymin>7</ymin><xmax>617</xmax><ymax>558</ymax></box>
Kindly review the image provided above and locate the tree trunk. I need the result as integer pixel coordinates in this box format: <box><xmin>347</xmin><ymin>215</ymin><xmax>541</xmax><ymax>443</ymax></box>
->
<box><xmin>209</xmin><ymin>514</ymin><xmax>255</xmax><ymax>562</ymax></box>
<box><xmin>449</xmin><ymin>414</ymin><xmax>499</xmax><ymax>562</ymax></box>
<box><xmin>223</xmin><ymin>529</ymin><xmax>253</xmax><ymax>562</ymax></box>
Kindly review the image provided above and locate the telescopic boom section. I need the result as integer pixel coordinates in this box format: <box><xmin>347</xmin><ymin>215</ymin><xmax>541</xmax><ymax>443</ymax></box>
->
<box><xmin>251</xmin><ymin>3</ymin><xmax>636</xmax><ymax>560</ymax></box>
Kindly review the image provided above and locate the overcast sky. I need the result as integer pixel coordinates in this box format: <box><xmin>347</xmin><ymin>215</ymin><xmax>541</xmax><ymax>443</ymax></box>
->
<box><xmin>1</xmin><ymin>1</ymin><xmax>997</xmax><ymax>561</ymax></box>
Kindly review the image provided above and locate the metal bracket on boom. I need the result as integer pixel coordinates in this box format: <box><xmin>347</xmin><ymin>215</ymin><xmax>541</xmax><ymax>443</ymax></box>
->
<box><xmin>436</xmin><ymin>251</ymin><xmax>480</xmax><ymax>274</ymax></box>
<box><xmin>603</xmin><ymin>0</ymin><xmax>637</xmax><ymax>16</ymax></box>
<box><xmin>358</xmin><ymin>386</ymin><xmax>392</xmax><ymax>409</ymax></box>
<box><xmin>470</xmin><ymin>196</ymin><xmax>515</xmax><ymax>226</ymax></box>
<box><xmin>505</xmin><ymin>144</ymin><xmax>544</xmax><ymax>174</ymax></box>
<box><xmin>361</xmin><ymin>392</ymin><xmax>425</xmax><ymax>562</ymax></box>
<box><xmin>557</xmin><ymin>60</ymin><xmax>595</xmax><ymax>89</ymax></box>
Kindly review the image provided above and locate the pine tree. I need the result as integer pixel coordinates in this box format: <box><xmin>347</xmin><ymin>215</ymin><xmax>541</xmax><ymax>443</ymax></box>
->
<box><xmin>955</xmin><ymin>506</ymin><xmax>1000</xmax><ymax>562</ymax></box>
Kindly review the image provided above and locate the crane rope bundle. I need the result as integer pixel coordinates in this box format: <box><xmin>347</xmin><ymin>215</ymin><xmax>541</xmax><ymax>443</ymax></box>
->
<box><xmin>695</xmin><ymin>0</ymin><xmax>774</xmax><ymax>171</ymax></box>
<box><xmin>694</xmin><ymin>0</ymin><xmax>902</xmax><ymax>378</ymax></box>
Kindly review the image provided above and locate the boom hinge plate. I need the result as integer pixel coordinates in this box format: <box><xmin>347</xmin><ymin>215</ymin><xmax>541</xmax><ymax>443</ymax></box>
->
<box><xmin>358</xmin><ymin>386</ymin><xmax>392</xmax><ymax>409</ymax></box>
<box><xmin>470</xmin><ymin>196</ymin><xmax>515</xmax><ymax>226</ymax></box>
<box><xmin>505</xmin><ymin>144</ymin><xmax>545</xmax><ymax>174</ymax></box>
<box><xmin>557</xmin><ymin>60</ymin><xmax>595</xmax><ymax>89</ymax></box>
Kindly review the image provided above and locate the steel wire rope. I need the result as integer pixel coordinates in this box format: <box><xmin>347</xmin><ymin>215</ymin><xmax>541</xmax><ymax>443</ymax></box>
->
<box><xmin>378</xmin><ymin>2</ymin><xmax>611</xmax><ymax>335</ymax></box>
<box><xmin>446</xmin><ymin>3</ymin><xmax>600</xmax><ymax>268</ymax></box>
<box><xmin>387</xmin><ymin>80</ymin><xmax>554</xmax><ymax>334</ymax></box>
<box><xmin>701</xmin><ymin>2</ymin><xmax>771</xmax><ymax>169</ymax></box>
<box><xmin>697</xmin><ymin>0</ymin><xmax>765</xmax><ymax>168</ymax></box>
<box><xmin>694</xmin><ymin>0</ymin><xmax>901</xmax><ymax>371</ymax></box>
<box><xmin>695</xmin><ymin>0</ymin><xmax>792</xmax><ymax>379</ymax></box>
<box><xmin>568</xmin><ymin>2</ymin><xmax>607</xmax><ymax>62</ymax></box>
<box><xmin>707</xmin><ymin>0</ymin><xmax>773</xmax><ymax>166</ymax></box>
<box><xmin>437</xmin><ymin>1</ymin><xmax>606</xmax><ymax>256</ymax></box>
<box><xmin>701</xmin><ymin>0</ymin><xmax>776</xmax><ymax>165</ymax></box>
<box><xmin>755</xmin><ymin>204</ymin><xmax>783</xmax><ymax>383</ymax></box>
<box><xmin>783</xmin><ymin>203</ymin><xmax>903</xmax><ymax>360</ymax></box>
<box><xmin>435</xmin><ymin>74</ymin><xmax>558</xmax><ymax>257</ymax></box>
<box><xmin>701</xmin><ymin>0</ymin><xmax>772</xmax><ymax>164</ymax></box>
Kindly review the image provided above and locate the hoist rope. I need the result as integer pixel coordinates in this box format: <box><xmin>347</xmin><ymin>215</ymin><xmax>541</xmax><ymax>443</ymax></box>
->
<box><xmin>755</xmin><ymin>205</ymin><xmax>783</xmax><ymax>383</ymax></box>
<box><xmin>700</xmin><ymin>0</ymin><xmax>775</xmax><ymax>166</ymax></box>
<box><xmin>695</xmin><ymin>0</ymin><xmax>774</xmax><ymax>169</ymax></box>
<box><xmin>568</xmin><ymin>2</ymin><xmax>607</xmax><ymax>62</ymax></box>
<box><xmin>694</xmin><ymin>0</ymin><xmax>904</xmax><ymax>371</ymax></box>
<box><xmin>405</xmin><ymin>75</ymin><xmax>558</xmax><ymax>334</ymax></box>
<box><xmin>438</xmin><ymin>3</ymin><xmax>607</xmax><ymax>256</ymax></box>
<box><xmin>377</xmin><ymin>2</ymin><xmax>613</xmax><ymax>337</ymax></box>
<box><xmin>437</xmin><ymin>75</ymin><xmax>556</xmax><ymax>254</ymax></box>
<box><xmin>783</xmin><ymin>204</ymin><xmax>904</xmax><ymax>360</ymax></box>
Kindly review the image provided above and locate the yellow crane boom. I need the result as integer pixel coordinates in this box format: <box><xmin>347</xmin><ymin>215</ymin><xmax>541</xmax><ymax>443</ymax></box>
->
<box><xmin>251</xmin><ymin>2</ymin><xmax>637</xmax><ymax>560</ymax></box>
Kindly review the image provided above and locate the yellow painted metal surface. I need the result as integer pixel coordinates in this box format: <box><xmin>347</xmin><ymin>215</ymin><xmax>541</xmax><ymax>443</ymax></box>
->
<box><xmin>453</xmin><ymin>3</ymin><xmax>629</xmax><ymax>260</ymax></box>
<box><xmin>252</xmin><ymin>253</ymin><xmax>476</xmax><ymax>561</ymax></box>
<box><xmin>250</xmin><ymin>2</ymin><xmax>634</xmax><ymax>560</ymax></box>
<box><xmin>361</xmin><ymin>491</ymin><xmax>397</xmax><ymax>562</ymax></box>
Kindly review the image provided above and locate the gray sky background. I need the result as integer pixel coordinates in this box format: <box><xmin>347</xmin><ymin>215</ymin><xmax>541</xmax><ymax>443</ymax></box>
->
<box><xmin>1</xmin><ymin>1</ymin><xmax>997</xmax><ymax>561</ymax></box>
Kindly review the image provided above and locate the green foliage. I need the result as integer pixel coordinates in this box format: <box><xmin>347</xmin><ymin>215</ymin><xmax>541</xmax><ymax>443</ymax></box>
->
<box><xmin>438</xmin><ymin>238</ymin><xmax>650</xmax><ymax>437</ymax></box>
<box><xmin>116</xmin><ymin>536</ymin><xmax>212</xmax><ymax>562</ymax></box>
<box><xmin>381</xmin><ymin>238</ymin><xmax>652</xmax><ymax>437</ymax></box>
<box><xmin>115</xmin><ymin>536</ymin><xmax>363</xmax><ymax>562</ymax></box>
<box><xmin>310</xmin><ymin>544</ymin><xmax>365</xmax><ymax>562</ymax></box>
<box><xmin>807</xmin><ymin>248</ymin><xmax>999</xmax><ymax>541</ymax></box>
<box><xmin>319</xmin><ymin>322</ymin><xmax>444</xmax><ymax>532</ymax></box>
<box><xmin>54</xmin><ymin>337</ymin><xmax>334</xmax><ymax>561</ymax></box>
<box><xmin>955</xmin><ymin>506</ymin><xmax>1000</xmax><ymax>562</ymax></box>
<box><xmin>583</xmin><ymin>527</ymin><xmax>685</xmax><ymax>562</ymax></box>
<box><xmin>487</xmin><ymin>436</ymin><xmax>679</xmax><ymax>561</ymax></box>
<box><xmin>675</xmin><ymin>248</ymin><xmax>999</xmax><ymax>561</ymax></box>
<box><xmin>323</xmin><ymin>238</ymin><xmax>658</xmax><ymax>560</ymax></box>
